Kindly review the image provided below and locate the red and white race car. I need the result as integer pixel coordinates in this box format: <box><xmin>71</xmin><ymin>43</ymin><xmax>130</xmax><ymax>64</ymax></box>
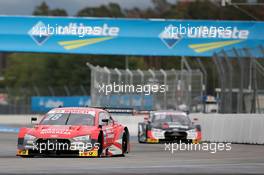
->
<box><xmin>138</xmin><ymin>110</ymin><xmax>202</xmax><ymax>143</ymax></box>
<box><xmin>17</xmin><ymin>107</ymin><xmax>130</xmax><ymax>157</ymax></box>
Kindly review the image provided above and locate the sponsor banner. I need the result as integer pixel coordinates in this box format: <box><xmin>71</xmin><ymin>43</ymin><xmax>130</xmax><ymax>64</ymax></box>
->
<box><xmin>31</xmin><ymin>96</ymin><xmax>91</xmax><ymax>112</ymax></box>
<box><xmin>0</xmin><ymin>16</ymin><xmax>263</xmax><ymax>57</ymax></box>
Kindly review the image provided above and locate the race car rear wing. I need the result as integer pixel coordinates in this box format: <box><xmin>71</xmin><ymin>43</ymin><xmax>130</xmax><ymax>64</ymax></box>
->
<box><xmin>105</xmin><ymin>108</ymin><xmax>152</xmax><ymax>116</ymax></box>
<box><xmin>91</xmin><ymin>106</ymin><xmax>135</xmax><ymax>114</ymax></box>
<box><xmin>104</xmin><ymin>107</ymin><xmax>136</xmax><ymax>114</ymax></box>
<box><xmin>91</xmin><ymin>106</ymin><xmax>152</xmax><ymax>115</ymax></box>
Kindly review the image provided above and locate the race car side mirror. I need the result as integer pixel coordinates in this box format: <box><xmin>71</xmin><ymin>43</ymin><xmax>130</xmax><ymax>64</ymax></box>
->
<box><xmin>195</xmin><ymin>124</ymin><xmax>201</xmax><ymax>132</ymax></box>
<box><xmin>144</xmin><ymin>117</ymin><xmax>150</xmax><ymax>123</ymax></box>
<box><xmin>102</xmin><ymin>118</ymin><xmax>109</xmax><ymax>124</ymax></box>
<box><xmin>31</xmin><ymin>117</ymin><xmax>37</xmax><ymax>124</ymax></box>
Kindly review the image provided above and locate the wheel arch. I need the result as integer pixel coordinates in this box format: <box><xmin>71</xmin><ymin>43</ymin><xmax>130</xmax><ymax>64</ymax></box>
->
<box><xmin>18</xmin><ymin>128</ymin><xmax>31</xmax><ymax>138</ymax></box>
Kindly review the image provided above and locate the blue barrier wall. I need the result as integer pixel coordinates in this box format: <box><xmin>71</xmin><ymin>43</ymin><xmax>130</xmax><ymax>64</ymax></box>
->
<box><xmin>106</xmin><ymin>95</ymin><xmax>153</xmax><ymax>110</ymax></box>
<box><xmin>31</xmin><ymin>96</ymin><xmax>91</xmax><ymax>112</ymax></box>
<box><xmin>31</xmin><ymin>95</ymin><xmax>152</xmax><ymax>112</ymax></box>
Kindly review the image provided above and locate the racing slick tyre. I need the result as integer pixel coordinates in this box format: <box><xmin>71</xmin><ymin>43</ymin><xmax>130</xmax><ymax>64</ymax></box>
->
<box><xmin>97</xmin><ymin>131</ymin><xmax>103</xmax><ymax>157</ymax></box>
<box><xmin>137</xmin><ymin>133</ymin><xmax>146</xmax><ymax>143</ymax></box>
<box><xmin>122</xmin><ymin>130</ymin><xmax>128</xmax><ymax>156</ymax></box>
<box><xmin>138</xmin><ymin>124</ymin><xmax>146</xmax><ymax>143</ymax></box>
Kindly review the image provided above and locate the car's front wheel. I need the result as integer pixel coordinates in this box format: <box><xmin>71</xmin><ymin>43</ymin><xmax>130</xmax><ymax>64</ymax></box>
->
<box><xmin>122</xmin><ymin>131</ymin><xmax>128</xmax><ymax>155</ymax></box>
<box><xmin>97</xmin><ymin>131</ymin><xmax>103</xmax><ymax>157</ymax></box>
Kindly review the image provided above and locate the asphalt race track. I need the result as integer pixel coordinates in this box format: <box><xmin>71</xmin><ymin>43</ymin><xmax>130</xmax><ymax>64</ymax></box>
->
<box><xmin>0</xmin><ymin>132</ymin><xmax>264</xmax><ymax>175</ymax></box>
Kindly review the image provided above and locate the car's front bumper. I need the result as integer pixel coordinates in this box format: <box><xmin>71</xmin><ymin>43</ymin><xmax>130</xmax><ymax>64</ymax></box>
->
<box><xmin>146</xmin><ymin>129</ymin><xmax>201</xmax><ymax>143</ymax></box>
<box><xmin>16</xmin><ymin>149</ymin><xmax>98</xmax><ymax>157</ymax></box>
<box><xmin>17</xmin><ymin>138</ymin><xmax>99</xmax><ymax>157</ymax></box>
<box><xmin>146</xmin><ymin>138</ymin><xmax>200</xmax><ymax>144</ymax></box>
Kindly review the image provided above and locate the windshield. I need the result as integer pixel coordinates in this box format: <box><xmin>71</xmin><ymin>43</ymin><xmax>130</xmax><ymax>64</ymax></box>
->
<box><xmin>152</xmin><ymin>113</ymin><xmax>191</xmax><ymax>125</ymax></box>
<box><xmin>40</xmin><ymin>113</ymin><xmax>95</xmax><ymax>126</ymax></box>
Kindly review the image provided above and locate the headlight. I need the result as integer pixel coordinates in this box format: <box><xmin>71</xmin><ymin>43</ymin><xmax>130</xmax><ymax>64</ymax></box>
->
<box><xmin>188</xmin><ymin>129</ymin><xmax>196</xmax><ymax>133</ymax></box>
<box><xmin>73</xmin><ymin>135</ymin><xmax>90</xmax><ymax>141</ymax></box>
<box><xmin>152</xmin><ymin>128</ymin><xmax>163</xmax><ymax>132</ymax></box>
<box><xmin>24</xmin><ymin>134</ymin><xmax>36</xmax><ymax>141</ymax></box>
<box><xmin>24</xmin><ymin>134</ymin><xmax>36</xmax><ymax>145</ymax></box>
<box><xmin>151</xmin><ymin>128</ymin><xmax>165</xmax><ymax>139</ymax></box>
<box><xmin>187</xmin><ymin>129</ymin><xmax>197</xmax><ymax>140</ymax></box>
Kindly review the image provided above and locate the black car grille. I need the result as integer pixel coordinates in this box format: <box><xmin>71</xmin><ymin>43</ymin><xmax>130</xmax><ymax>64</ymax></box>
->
<box><xmin>164</xmin><ymin>131</ymin><xmax>187</xmax><ymax>138</ymax></box>
<box><xmin>160</xmin><ymin>131</ymin><xmax>188</xmax><ymax>142</ymax></box>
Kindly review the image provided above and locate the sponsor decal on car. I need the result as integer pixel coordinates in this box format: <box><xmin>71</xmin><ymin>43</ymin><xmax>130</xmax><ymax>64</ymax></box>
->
<box><xmin>17</xmin><ymin>150</ymin><xmax>29</xmax><ymax>156</ymax></box>
<box><xmin>40</xmin><ymin>128</ymin><xmax>71</xmax><ymax>135</ymax></box>
<box><xmin>79</xmin><ymin>150</ymin><xmax>98</xmax><ymax>157</ymax></box>
<box><xmin>147</xmin><ymin>138</ymin><xmax>159</xmax><ymax>143</ymax></box>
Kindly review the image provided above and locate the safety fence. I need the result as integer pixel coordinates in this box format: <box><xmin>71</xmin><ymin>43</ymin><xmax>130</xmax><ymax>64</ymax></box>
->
<box><xmin>88</xmin><ymin>63</ymin><xmax>204</xmax><ymax>111</ymax></box>
<box><xmin>213</xmin><ymin>45</ymin><xmax>264</xmax><ymax>113</ymax></box>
